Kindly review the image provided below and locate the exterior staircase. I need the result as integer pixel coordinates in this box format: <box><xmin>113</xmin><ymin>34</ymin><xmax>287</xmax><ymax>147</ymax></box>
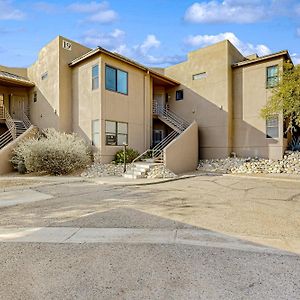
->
<box><xmin>124</xmin><ymin>102</ymin><xmax>190</xmax><ymax>179</ymax></box>
<box><xmin>0</xmin><ymin>106</ymin><xmax>32</xmax><ymax>149</ymax></box>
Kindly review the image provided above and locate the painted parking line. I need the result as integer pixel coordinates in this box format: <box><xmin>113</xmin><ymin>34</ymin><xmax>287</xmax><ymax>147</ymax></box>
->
<box><xmin>0</xmin><ymin>227</ymin><xmax>293</xmax><ymax>255</ymax></box>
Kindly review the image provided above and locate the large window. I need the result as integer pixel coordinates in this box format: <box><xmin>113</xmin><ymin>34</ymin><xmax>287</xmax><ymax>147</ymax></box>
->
<box><xmin>105</xmin><ymin>65</ymin><xmax>128</xmax><ymax>95</ymax></box>
<box><xmin>92</xmin><ymin>119</ymin><xmax>100</xmax><ymax>147</ymax></box>
<box><xmin>105</xmin><ymin>120</ymin><xmax>128</xmax><ymax>146</ymax></box>
<box><xmin>92</xmin><ymin>65</ymin><xmax>99</xmax><ymax>90</ymax></box>
<box><xmin>266</xmin><ymin>65</ymin><xmax>279</xmax><ymax>88</ymax></box>
<box><xmin>266</xmin><ymin>115</ymin><xmax>279</xmax><ymax>138</ymax></box>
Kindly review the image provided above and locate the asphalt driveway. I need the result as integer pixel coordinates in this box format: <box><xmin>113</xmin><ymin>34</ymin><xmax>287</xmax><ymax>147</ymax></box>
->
<box><xmin>0</xmin><ymin>175</ymin><xmax>299</xmax><ymax>299</ymax></box>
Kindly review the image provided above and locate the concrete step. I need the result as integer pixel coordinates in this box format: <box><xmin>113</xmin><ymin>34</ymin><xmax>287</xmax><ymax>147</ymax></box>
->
<box><xmin>123</xmin><ymin>173</ymin><xmax>143</xmax><ymax>179</ymax></box>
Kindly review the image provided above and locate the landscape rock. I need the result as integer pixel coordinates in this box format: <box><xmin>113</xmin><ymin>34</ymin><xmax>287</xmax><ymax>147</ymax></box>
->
<box><xmin>146</xmin><ymin>165</ymin><xmax>177</xmax><ymax>179</ymax></box>
<box><xmin>81</xmin><ymin>163</ymin><xmax>124</xmax><ymax>177</ymax></box>
<box><xmin>197</xmin><ymin>151</ymin><xmax>300</xmax><ymax>175</ymax></box>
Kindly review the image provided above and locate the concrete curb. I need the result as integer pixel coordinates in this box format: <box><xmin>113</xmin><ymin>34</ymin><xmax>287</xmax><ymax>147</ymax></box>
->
<box><xmin>88</xmin><ymin>174</ymin><xmax>198</xmax><ymax>186</ymax></box>
<box><xmin>0</xmin><ymin>226</ymin><xmax>295</xmax><ymax>255</ymax></box>
<box><xmin>0</xmin><ymin>178</ymin><xmax>87</xmax><ymax>193</ymax></box>
<box><xmin>224</xmin><ymin>173</ymin><xmax>300</xmax><ymax>183</ymax></box>
<box><xmin>0</xmin><ymin>174</ymin><xmax>199</xmax><ymax>192</ymax></box>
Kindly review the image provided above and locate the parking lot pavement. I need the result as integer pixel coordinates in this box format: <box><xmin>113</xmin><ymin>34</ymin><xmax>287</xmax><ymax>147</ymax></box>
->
<box><xmin>0</xmin><ymin>175</ymin><xmax>300</xmax><ymax>299</ymax></box>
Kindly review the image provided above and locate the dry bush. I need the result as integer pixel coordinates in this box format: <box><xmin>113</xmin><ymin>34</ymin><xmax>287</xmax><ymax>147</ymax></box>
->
<box><xmin>11</xmin><ymin>129</ymin><xmax>92</xmax><ymax>175</ymax></box>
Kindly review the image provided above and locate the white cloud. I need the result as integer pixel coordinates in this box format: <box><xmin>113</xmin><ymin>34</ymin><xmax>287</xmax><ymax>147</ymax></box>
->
<box><xmin>134</xmin><ymin>34</ymin><xmax>161</xmax><ymax>55</ymax></box>
<box><xmin>34</xmin><ymin>2</ymin><xmax>59</xmax><ymax>13</ymax></box>
<box><xmin>128</xmin><ymin>35</ymin><xmax>185</xmax><ymax>66</ymax></box>
<box><xmin>185</xmin><ymin>32</ymin><xmax>271</xmax><ymax>57</ymax></box>
<box><xmin>0</xmin><ymin>0</ymin><xmax>25</xmax><ymax>20</ymax></box>
<box><xmin>69</xmin><ymin>1</ymin><xmax>118</xmax><ymax>23</ymax></box>
<box><xmin>296</xmin><ymin>4</ymin><xmax>300</xmax><ymax>15</ymax></box>
<box><xmin>291</xmin><ymin>53</ymin><xmax>300</xmax><ymax>65</ymax></box>
<box><xmin>82</xmin><ymin>28</ymin><xmax>125</xmax><ymax>48</ymax></box>
<box><xmin>184</xmin><ymin>1</ymin><xmax>269</xmax><ymax>24</ymax></box>
<box><xmin>82</xmin><ymin>31</ymin><xmax>184</xmax><ymax>66</ymax></box>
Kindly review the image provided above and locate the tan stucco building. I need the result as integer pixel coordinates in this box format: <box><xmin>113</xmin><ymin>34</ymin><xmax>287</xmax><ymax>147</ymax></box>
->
<box><xmin>0</xmin><ymin>36</ymin><xmax>291</xmax><ymax>174</ymax></box>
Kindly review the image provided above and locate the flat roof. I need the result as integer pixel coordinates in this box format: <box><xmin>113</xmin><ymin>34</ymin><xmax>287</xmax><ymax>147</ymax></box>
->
<box><xmin>0</xmin><ymin>70</ymin><xmax>35</xmax><ymax>87</ymax></box>
<box><xmin>69</xmin><ymin>47</ymin><xmax>180</xmax><ymax>86</ymax></box>
<box><xmin>232</xmin><ymin>50</ymin><xmax>291</xmax><ymax>68</ymax></box>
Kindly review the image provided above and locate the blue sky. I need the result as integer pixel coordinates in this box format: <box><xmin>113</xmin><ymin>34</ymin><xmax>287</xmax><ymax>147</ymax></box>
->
<box><xmin>1</xmin><ymin>0</ymin><xmax>300</xmax><ymax>67</ymax></box>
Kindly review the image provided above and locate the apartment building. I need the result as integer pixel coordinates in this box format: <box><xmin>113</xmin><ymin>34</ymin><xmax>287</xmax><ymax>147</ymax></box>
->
<box><xmin>0</xmin><ymin>36</ymin><xmax>291</xmax><ymax>175</ymax></box>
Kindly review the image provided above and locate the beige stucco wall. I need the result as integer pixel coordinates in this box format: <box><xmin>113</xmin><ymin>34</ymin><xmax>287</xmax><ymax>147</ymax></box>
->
<box><xmin>28</xmin><ymin>36</ymin><xmax>90</xmax><ymax>132</ymax></box>
<box><xmin>0</xmin><ymin>126</ymin><xmax>38</xmax><ymax>174</ymax></box>
<box><xmin>72</xmin><ymin>52</ymin><xmax>153</xmax><ymax>163</ymax></box>
<box><xmin>164</xmin><ymin>121</ymin><xmax>198</xmax><ymax>174</ymax></box>
<box><xmin>72</xmin><ymin>55</ymin><xmax>102</xmax><ymax>143</ymax></box>
<box><xmin>232</xmin><ymin>58</ymin><xmax>286</xmax><ymax>159</ymax></box>
<box><xmin>164</xmin><ymin>40</ymin><xmax>244</xmax><ymax>159</ymax></box>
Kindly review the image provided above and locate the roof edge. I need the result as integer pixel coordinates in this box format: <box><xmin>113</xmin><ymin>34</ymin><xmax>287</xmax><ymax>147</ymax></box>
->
<box><xmin>69</xmin><ymin>46</ymin><xmax>179</xmax><ymax>85</ymax></box>
<box><xmin>232</xmin><ymin>50</ymin><xmax>291</xmax><ymax>68</ymax></box>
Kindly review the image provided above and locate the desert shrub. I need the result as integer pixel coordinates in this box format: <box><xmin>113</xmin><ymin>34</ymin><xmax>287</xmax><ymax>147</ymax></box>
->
<box><xmin>11</xmin><ymin>129</ymin><xmax>91</xmax><ymax>175</ymax></box>
<box><xmin>114</xmin><ymin>148</ymin><xmax>139</xmax><ymax>164</ymax></box>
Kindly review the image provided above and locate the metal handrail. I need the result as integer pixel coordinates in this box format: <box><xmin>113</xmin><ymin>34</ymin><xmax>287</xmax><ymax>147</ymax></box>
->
<box><xmin>22</xmin><ymin>111</ymin><xmax>31</xmax><ymax>129</ymax></box>
<box><xmin>0</xmin><ymin>105</ymin><xmax>4</xmax><ymax>119</ymax></box>
<box><xmin>152</xmin><ymin>131</ymin><xmax>179</xmax><ymax>151</ymax></box>
<box><xmin>4</xmin><ymin>107</ymin><xmax>16</xmax><ymax>140</ymax></box>
<box><xmin>153</xmin><ymin>103</ymin><xmax>190</xmax><ymax>131</ymax></box>
<box><xmin>0</xmin><ymin>105</ymin><xmax>32</xmax><ymax>149</ymax></box>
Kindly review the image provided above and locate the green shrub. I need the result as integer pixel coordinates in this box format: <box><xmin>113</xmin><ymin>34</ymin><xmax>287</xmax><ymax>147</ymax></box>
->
<box><xmin>114</xmin><ymin>148</ymin><xmax>139</xmax><ymax>164</ymax></box>
<box><xmin>11</xmin><ymin>129</ymin><xmax>92</xmax><ymax>175</ymax></box>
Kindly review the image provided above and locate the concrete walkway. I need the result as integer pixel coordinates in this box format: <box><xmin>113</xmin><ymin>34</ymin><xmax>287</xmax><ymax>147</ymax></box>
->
<box><xmin>0</xmin><ymin>189</ymin><xmax>53</xmax><ymax>207</ymax></box>
<box><xmin>0</xmin><ymin>226</ymin><xmax>291</xmax><ymax>255</ymax></box>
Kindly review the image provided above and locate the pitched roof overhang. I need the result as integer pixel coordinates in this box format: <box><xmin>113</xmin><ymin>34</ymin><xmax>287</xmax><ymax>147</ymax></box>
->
<box><xmin>69</xmin><ymin>47</ymin><xmax>179</xmax><ymax>86</ymax></box>
<box><xmin>0</xmin><ymin>70</ymin><xmax>35</xmax><ymax>87</ymax></box>
<box><xmin>232</xmin><ymin>50</ymin><xmax>292</xmax><ymax>68</ymax></box>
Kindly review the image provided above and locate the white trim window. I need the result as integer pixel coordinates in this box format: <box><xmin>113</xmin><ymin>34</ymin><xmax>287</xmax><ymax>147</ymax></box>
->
<box><xmin>92</xmin><ymin>65</ymin><xmax>99</xmax><ymax>90</ymax></box>
<box><xmin>266</xmin><ymin>115</ymin><xmax>279</xmax><ymax>138</ymax></box>
<box><xmin>105</xmin><ymin>120</ymin><xmax>128</xmax><ymax>146</ymax></box>
<box><xmin>92</xmin><ymin>119</ymin><xmax>100</xmax><ymax>146</ymax></box>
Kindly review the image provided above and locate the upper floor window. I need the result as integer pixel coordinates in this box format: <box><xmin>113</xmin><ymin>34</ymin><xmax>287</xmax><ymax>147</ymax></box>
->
<box><xmin>266</xmin><ymin>115</ymin><xmax>279</xmax><ymax>138</ymax></box>
<box><xmin>176</xmin><ymin>90</ymin><xmax>184</xmax><ymax>101</ymax></box>
<box><xmin>92</xmin><ymin>65</ymin><xmax>99</xmax><ymax>90</ymax></box>
<box><xmin>266</xmin><ymin>65</ymin><xmax>279</xmax><ymax>88</ymax></box>
<box><xmin>193</xmin><ymin>72</ymin><xmax>207</xmax><ymax>80</ymax></box>
<box><xmin>41</xmin><ymin>72</ymin><xmax>48</xmax><ymax>80</ymax></box>
<box><xmin>105</xmin><ymin>65</ymin><xmax>128</xmax><ymax>95</ymax></box>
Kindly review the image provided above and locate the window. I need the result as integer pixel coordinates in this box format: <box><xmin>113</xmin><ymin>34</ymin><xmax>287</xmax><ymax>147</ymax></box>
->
<box><xmin>92</xmin><ymin>119</ymin><xmax>100</xmax><ymax>147</ymax></box>
<box><xmin>33</xmin><ymin>92</ymin><xmax>37</xmax><ymax>103</ymax></box>
<box><xmin>266</xmin><ymin>65</ymin><xmax>279</xmax><ymax>88</ymax></box>
<box><xmin>193</xmin><ymin>72</ymin><xmax>207</xmax><ymax>80</ymax></box>
<box><xmin>41</xmin><ymin>72</ymin><xmax>48</xmax><ymax>80</ymax></box>
<box><xmin>92</xmin><ymin>65</ymin><xmax>99</xmax><ymax>90</ymax></box>
<box><xmin>176</xmin><ymin>90</ymin><xmax>184</xmax><ymax>101</ymax></box>
<box><xmin>105</xmin><ymin>120</ymin><xmax>128</xmax><ymax>146</ymax></box>
<box><xmin>266</xmin><ymin>115</ymin><xmax>279</xmax><ymax>138</ymax></box>
<box><xmin>0</xmin><ymin>94</ymin><xmax>4</xmax><ymax>106</ymax></box>
<box><xmin>105</xmin><ymin>65</ymin><xmax>128</xmax><ymax>95</ymax></box>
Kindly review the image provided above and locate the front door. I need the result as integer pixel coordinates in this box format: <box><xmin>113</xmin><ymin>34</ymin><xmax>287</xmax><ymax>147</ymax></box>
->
<box><xmin>154</xmin><ymin>94</ymin><xmax>165</xmax><ymax>108</ymax></box>
<box><xmin>11</xmin><ymin>95</ymin><xmax>26</xmax><ymax>120</ymax></box>
<box><xmin>153</xmin><ymin>129</ymin><xmax>164</xmax><ymax>146</ymax></box>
